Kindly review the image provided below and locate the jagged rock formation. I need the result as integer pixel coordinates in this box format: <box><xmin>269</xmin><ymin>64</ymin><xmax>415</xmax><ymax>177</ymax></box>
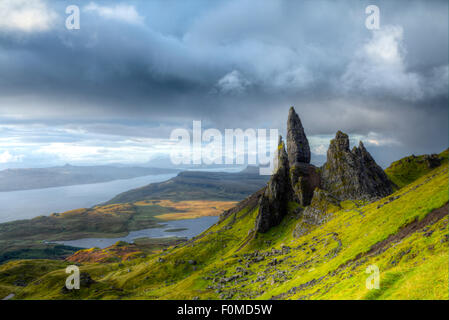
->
<box><xmin>293</xmin><ymin>188</ymin><xmax>341</xmax><ymax>237</ymax></box>
<box><xmin>255</xmin><ymin>137</ymin><xmax>292</xmax><ymax>233</ymax></box>
<box><xmin>287</xmin><ymin>107</ymin><xmax>320</xmax><ymax>206</ymax></box>
<box><xmin>255</xmin><ymin>107</ymin><xmax>392</xmax><ymax>234</ymax></box>
<box><xmin>256</xmin><ymin>108</ymin><xmax>318</xmax><ymax>233</ymax></box>
<box><xmin>287</xmin><ymin>106</ymin><xmax>311</xmax><ymax>165</ymax></box>
<box><xmin>321</xmin><ymin>131</ymin><xmax>393</xmax><ymax>201</ymax></box>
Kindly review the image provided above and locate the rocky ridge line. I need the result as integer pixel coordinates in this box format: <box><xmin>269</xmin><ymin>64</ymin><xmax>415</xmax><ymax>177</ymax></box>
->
<box><xmin>255</xmin><ymin>107</ymin><xmax>393</xmax><ymax>233</ymax></box>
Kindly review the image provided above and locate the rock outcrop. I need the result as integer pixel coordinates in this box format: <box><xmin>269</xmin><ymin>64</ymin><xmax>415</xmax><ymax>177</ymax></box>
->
<box><xmin>287</xmin><ymin>106</ymin><xmax>311</xmax><ymax>165</ymax></box>
<box><xmin>255</xmin><ymin>107</ymin><xmax>392</xmax><ymax>234</ymax></box>
<box><xmin>287</xmin><ymin>107</ymin><xmax>319</xmax><ymax>206</ymax></box>
<box><xmin>255</xmin><ymin>137</ymin><xmax>292</xmax><ymax>233</ymax></box>
<box><xmin>321</xmin><ymin>131</ymin><xmax>393</xmax><ymax>200</ymax></box>
<box><xmin>293</xmin><ymin>188</ymin><xmax>340</xmax><ymax>237</ymax></box>
<box><xmin>423</xmin><ymin>154</ymin><xmax>442</xmax><ymax>169</ymax></box>
<box><xmin>290</xmin><ymin>163</ymin><xmax>321</xmax><ymax>207</ymax></box>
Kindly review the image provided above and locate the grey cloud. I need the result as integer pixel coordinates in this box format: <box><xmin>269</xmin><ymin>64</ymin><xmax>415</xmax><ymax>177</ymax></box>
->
<box><xmin>0</xmin><ymin>0</ymin><xmax>447</xmax><ymax>168</ymax></box>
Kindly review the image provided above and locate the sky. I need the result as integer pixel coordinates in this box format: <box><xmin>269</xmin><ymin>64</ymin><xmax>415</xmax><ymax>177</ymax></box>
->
<box><xmin>0</xmin><ymin>0</ymin><xmax>447</xmax><ymax>169</ymax></box>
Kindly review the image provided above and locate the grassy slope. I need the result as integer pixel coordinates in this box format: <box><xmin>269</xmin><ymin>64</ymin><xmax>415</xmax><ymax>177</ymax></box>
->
<box><xmin>385</xmin><ymin>149</ymin><xmax>448</xmax><ymax>189</ymax></box>
<box><xmin>0</xmin><ymin>241</ymin><xmax>80</xmax><ymax>265</ymax></box>
<box><xmin>3</xmin><ymin>163</ymin><xmax>447</xmax><ymax>300</ymax></box>
<box><xmin>0</xmin><ymin>200</ymin><xmax>233</xmax><ymax>264</ymax></box>
<box><xmin>66</xmin><ymin>238</ymin><xmax>187</xmax><ymax>264</ymax></box>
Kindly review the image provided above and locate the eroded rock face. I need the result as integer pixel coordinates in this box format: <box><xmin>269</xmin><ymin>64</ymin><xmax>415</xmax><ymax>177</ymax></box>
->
<box><xmin>293</xmin><ymin>188</ymin><xmax>340</xmax><ymax>237</ymax></box>
<box><xmin>290</xmin><ymin>162</ymin><xmax>321</xmax><ymax>206</ymax></box>
<box><xmin>255</xmin><ymin>108</ymin><xmax>392</xmax><ymax>235</ymax></box>
<box><xmin>255</xmin><ymin>137</ymin><xmax>292</xmax><ymax>233</ymax></box>
<box><xmin>321</xmin><ymin>131</ymin><xmax>393</xmax><ymax>200</ymax></box>
<box><xmin>424</xmin><ymin>154</ymin><xmax>441</xmax><ymax>169</ymax></box>
<box><xmin>287</xmin><ymin>107</ymin><xmax>311</xmax><ymax>166</ymax></box>
<box><xmin>286</xmin><ymin>107</ymin><xmax>317</xmax><ymax>206</ymax></box>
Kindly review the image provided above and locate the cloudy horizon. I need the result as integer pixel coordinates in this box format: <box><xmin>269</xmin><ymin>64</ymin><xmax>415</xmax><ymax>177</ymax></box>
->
<box><xmin>0</xmin><ymin>0</ymin><xmax>448</xmax><ymax>170</ymax></box>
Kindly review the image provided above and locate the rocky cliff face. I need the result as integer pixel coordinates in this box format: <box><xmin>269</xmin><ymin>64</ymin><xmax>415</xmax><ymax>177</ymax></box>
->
<box><xmin>293</xmin><ymin>188</ymin><xmax>341</xmax><ymax>237</ymax></box>
<box><xmin>255</xmin><ymin>137</ymin><xmax>292</xmax><ymax>233</ymax></box>
<box><xmin>321</xmin><ymin>131</ymin><xmax>393</xmax><ymax>200</ymax></box>
<box><xmin>290</xmin><ymin>162</ymin><xmax>321</xmax><ymax>207</ymax></box>
<box><xmin>287</xmin><ymin>107</ymin><xmax>320</xmax><ymax>206</ymax></box>
<box><xmin>255</xmin><ymin>107</ymin><xmax>392</xmax><ymax>234</ymax></box>
<box><xmin>256</xmin><ymin>108</ymin><xmax>318</xmax><ymax>233</ymax></box>
<box><xmin>287</xmin><ymin>106</ymin><xmax>311</xmax><ymax>166</ymax></box>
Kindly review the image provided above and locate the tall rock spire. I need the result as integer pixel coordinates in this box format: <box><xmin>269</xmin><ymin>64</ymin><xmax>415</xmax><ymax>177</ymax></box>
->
<box><xmin>254</xmin><ymin>107</ymin><xmax>393</xmax><ymax>235</ymax></box>
<box><xmin>255</xmin><ymin>136</ymin><xmax>292</xmax><ymax>233</ymax></box>
<box><xmin>287</xmin><ymin>106</ymin><xmax>311</xmax><ymax>166</ymax></box>
<box><xmin>286</xmin><ymin>106</ymin><xmax>319</xmax><ymax>206</ymax></box>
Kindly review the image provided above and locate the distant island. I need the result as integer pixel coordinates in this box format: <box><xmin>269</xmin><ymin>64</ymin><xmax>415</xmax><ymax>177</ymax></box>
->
<box><xmin>105</xmin><ymin>166</ymin><xmax>269</xmax><ymax>204</ymax></box>
<box><xmin>0</xmin><ymin>165</ymin><xmax>179</xmax><ymax>192</ymax></box>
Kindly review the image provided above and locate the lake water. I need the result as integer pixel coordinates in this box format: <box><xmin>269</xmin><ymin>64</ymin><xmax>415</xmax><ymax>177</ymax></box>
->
<box><xmin>55</xmin><ymin>216</ymin><xmax>219</xmax><ymax>249</ymax></box>
<box><xmin>0</xmin><ymin>173</ymin><xmax>177</xmax><ymax>223</ymax></box>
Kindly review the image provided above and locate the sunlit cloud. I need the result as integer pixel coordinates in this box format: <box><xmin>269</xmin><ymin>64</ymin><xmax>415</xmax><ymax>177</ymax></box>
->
<box><xmin>84</xmin><ymin>2</ymin><xmax>144</xmax><ymax>25</ymax></box>
<box><xmin>0</xmin><ymin>150</ymin><xmax>23</xmax><ymax>163</ymax></box>
<box><xmin>0</xmin><ymin>0</ymin><xmax>58</xmax><ymax>32</ymax></box>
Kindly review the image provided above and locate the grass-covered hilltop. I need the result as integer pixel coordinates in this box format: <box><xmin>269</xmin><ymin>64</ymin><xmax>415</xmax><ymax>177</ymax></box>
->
<box><xmin>0</xmin><ymin>107</ymin><xmax>447</xmax><ymax>300</ymax></box>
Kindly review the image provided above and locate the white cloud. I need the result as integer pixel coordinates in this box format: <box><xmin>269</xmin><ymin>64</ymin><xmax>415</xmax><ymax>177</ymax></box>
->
<box><xmin>363</xmin><ymin>132</ymin><xmax>401</xmax><ymax>147</ymax></box>
<box><xmin>34</xmin><ymin>140</ymin><xmax>172</xmax><ymax>164</ymax></box>
<box><xmin>215</xmin><ymin>70</ymin><xmax>250</xmax><ymax>95</ymax></box>
<box><xmin>311</xmin><ymin>144</ymin><xmax>327</xmax><ymax>156</ymax></box>
<box><xmin>0</xmin><ymin>0</ymin><xmax>57</xmax><ymax>32</ymax></box>
<box><xmin>0</xmin><ymin>151</ymin><xmax>23</xmax><ymax>163</ymax></box>
<box><xmin>341</xmin><ymin>25</ymin><xmax>423</xmax><ymax>101</ymax></box>
<box><xmin>84</xmin><ymin>2</ymin><xmax>144</xmax><ymax>25</ymax></box>
<box><xmin>364</xmin><ymin>26</ymin><xmax>404</xmax><ymax>65</ymax></box>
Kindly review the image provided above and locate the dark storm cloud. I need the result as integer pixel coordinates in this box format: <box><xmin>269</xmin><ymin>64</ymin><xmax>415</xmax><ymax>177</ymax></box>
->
<box><xmin>0</xmin><ymin>0</ymin><xmax>447</xmax><ymax>167</ymax></box>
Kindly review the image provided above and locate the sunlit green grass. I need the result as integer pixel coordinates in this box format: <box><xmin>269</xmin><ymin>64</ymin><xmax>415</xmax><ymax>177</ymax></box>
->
<box><xmin>1</xmin><ymin>163</ymin><xmax>447</xmax><ymax>300</ymax></box>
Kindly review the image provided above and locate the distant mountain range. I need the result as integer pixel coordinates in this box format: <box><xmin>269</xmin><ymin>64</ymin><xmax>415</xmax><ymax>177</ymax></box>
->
<box><xmin>0</xmin><ymin>165</ymin><xmax>179</xmax><ymax>192</ymax></box>
<box><xmin>105</xmin><ymin>166</ymin><xmax>269</xmax><ymax>204</ymax></box>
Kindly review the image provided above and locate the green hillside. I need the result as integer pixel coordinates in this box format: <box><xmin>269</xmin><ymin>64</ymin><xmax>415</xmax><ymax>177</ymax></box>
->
<box><xmin>385</xmin><ymin>149</ymin><xmax>448</xmax><ymax>189</ymax></box>
<box><xmin>105</xmin><ymin>167</ymin><xmax>268</xmax><ymax>204</ymax></box>
<box><xmin>1</xmin><ymin>161</ymin><xmax>447</xmax><ymax>300</ymax></box>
